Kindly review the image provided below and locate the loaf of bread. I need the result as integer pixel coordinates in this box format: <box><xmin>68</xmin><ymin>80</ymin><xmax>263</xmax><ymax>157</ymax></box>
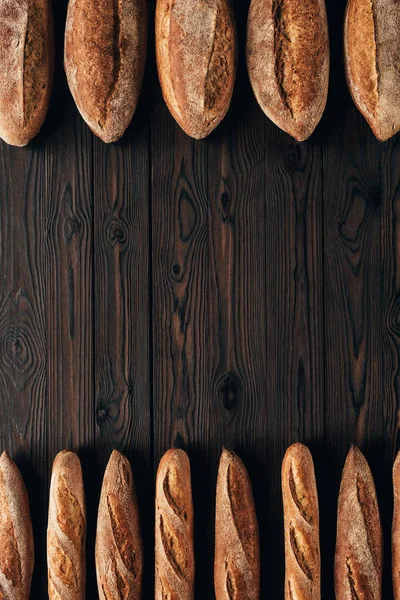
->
<box><xmin>393</xmin><ymin>451</ymin><xmax>400</xmax><ymax>600</ymax></box>
<box><xmin>335</xmin><ymin>446</ymin><xmax>382</xmax><ymax>600</ymax></box>
<box><xmin>282</xmin><ymin>443</ymin><xmax>320</xmax><ymax>600</ymax></box>
<box><xmin>246</xmin><ymin>0</ymin><xmax>329</xmax><ymax>141</ymax></box>
<box><xmin>344</xmin><ymin>0</ymin><xmax>400</xmax><ymax>141</ymax></box>
<box><xmin>155</xmin><ymin>448</ymin><xmax>194</xmax><ymax>600</ymax></box>
<box><xmin>0</xmin><ymin>451</ymin><xmax>34</xmax><ymax>600</ymax></box>
<box><xmin>155</xmin><ymin>0</ymin><xmax>237</xmax><ymax>139</ymax></box>
<box><xmin>96</xmin><ymin>450</ymin><xmax>143</xmax><ymax>600</ymax></box>
<box><xmin>47</xmin><ymin>450</ymin><xmax>86</xmax><ymax>600</ymax></box>
<box><xmin>215</xmin><ymin>448</ymin><xmax>260</xmax><ymax>600</ymax></box>
<box><xmin>0</xmin><ymin>0</ymin><xmax>54</xmax><ymax>146</ymax></box>
<box><xmin>64</xmin><ymin>0</ymin><xmax>147</xmax><ymax>143</ymax></box>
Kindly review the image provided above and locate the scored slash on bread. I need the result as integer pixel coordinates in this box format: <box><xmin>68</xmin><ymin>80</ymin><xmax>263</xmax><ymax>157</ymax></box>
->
<box><xmin>246</xmin><ymin>0</ymin><xmax>330</xmax><ymax>141</ymax></box>
<box><xmin>282</xmin><ymin>443</ymin><xmax>320</xmax><ymax>600</ymax></box>
<box><xmin>155</xmin><ymin>0</ymin><xmax>237</xmax><ymax>139</ymax></box>
<box><xmin>96</xmin><ymin>450</ymin><xmax>143</xmax><ymax>600</ymax></box>
<box><xmin>344</xmin><ymin>0</ymin><xmax>400</xmax><ymax>141</ymax></box>
<box><xmin>0</xmin><ymin>0</ymin><xmax>54</xmax><ymax>146</ymax></box>
<box><xmin>155</xmin><ymin>448</ymin><xmax>195</xmax><ymax>600</ymax></box>
<box><xmin>214</xmin><ymin>448</ymin><xmax>260</xmax><ymax>600</ymax></box>
<box><xmin>334</xmin><ymin>445</ymin><xmax>383</xmax><ymax>600</ymax></box>
<box><xmin>0</xmin><ymin>451</ymin><xmax>34</xmax><ymax>600</ymax></box>
<box><xmin>64</xmin><ymin>0</ymin><xmax>147</xmax><ymax>143</ymax></box>
<box><xmin>47</xmin><ymin>450</ymin><xmax>86</xmax><ymax>600</ymax></box>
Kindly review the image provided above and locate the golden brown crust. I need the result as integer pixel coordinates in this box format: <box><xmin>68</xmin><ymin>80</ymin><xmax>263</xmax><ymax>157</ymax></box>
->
<box><xmin>0</xmin><ymin>451</ymin><xmax>34</xmax><ymax>600</ymax></box>
<box><xmin>64</xmin><ymin>0</ymin><xmax>147</xmax><ymax>143</ymax></box>
<box><xmin>344</xmin><ymin>0</ymin><xmax>400</xmax><ymax>141</ymax></box>
<box><xmin>392</xmin><ymin>452</ymin><xmax>400</xmax><ymax>600</ymax></box>
<box><xmin>155</xmin><ymin>0</ymin><xmax>237</xmax><ymax>139</ymax></box>
<box><xmin>246</xmin><ymin>0</ymin><xmax>329</xmax><ymax>141</ymax></box>
<box><xmin>214</xmin><ymin>449</ymin><xmax>260</xmax><ymax>600</ymax></box>
<box><xmin>0</xmin><ymin>0</ymin><xmax>54</xmax><ymax>146</ymax></box>
<box><xmin>155</xmin><ymin>448</ymin><xmax>194</xmax><ymax>600</ymax></box>
<box><xmin>96</xmin><ymin>450</ymin><xmax>143</xmax><ymax>600</ymax></box>
<box><xmin>47</xmin><ymin>450</ymin><xmax>86</xmax><ymax>600</ymax></box>
<box><xmin>334</xmin><ymin>446</ymin><xmax>382</xmax><ymax>600</ymax></box>
<box><xmin>282</xmin><ymin>443</ymin><xmax>320</xmax><ymax>600</ymax></box>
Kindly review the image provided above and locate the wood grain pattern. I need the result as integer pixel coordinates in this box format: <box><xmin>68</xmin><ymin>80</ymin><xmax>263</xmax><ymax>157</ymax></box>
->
<box><xmin>0</xmin><ymin>0</ymin><xmax>399</xmax><ymax>599</ymax></box>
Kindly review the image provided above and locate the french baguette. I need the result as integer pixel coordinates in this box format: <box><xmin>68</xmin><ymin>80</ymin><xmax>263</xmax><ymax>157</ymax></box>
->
<box><xmin>393</xmin><ymin>451</ymin><xmax>400</xmax><ymax>600</ymax></box>
<box><xmin>0</xmin><ymin>0</ymin><xmax>54</xmax><ymax>146</ymax></box>
<box><xmin>155</xmin><ymin>448</ymin><xmax>194</xmax><ymax>600</ymax></box>
<box><xmin>344</xmin><ymin>0</ymin><xmax>400</xmax><ymax>141</ymax></box>
<box><xmin>96</xmin><ymin>450</ymin><xmax>143</xmax><ymax>600</ymax></box>
<box><xmin>246</xmin><ymin>0</ymin><xmax>329</xmax><ymax>141</ymax></box>
<box><xmin>0</xmin><ymin>451</ymin><xmax>34</xmax><ymax>600</ymax></box>
<box><xmin>47</xmin><ymin>450</ymin><xmax>86</xmax><ymax>600</ymax></box>
<box><xmin>64</xmin><ymin>0</ymin><xmax>147</xmax><ymax>143</ymax></box>
<box><xmin>214</xmin><ymin>448</ymin><xmax>260</xmax><ymax>600</ymax></box>
<box><xmin>282</xmin><ymin>443</ymin><xmax>320</xmax><ymax>600</ymax></box>
<box><xmin>334</xmin><ymin>445</ymin><xmax>382</xmax><ymax>600</ymax></box>
<box><xmin>155</xmin><ymin>0</ymin><xmax>237</xmax><ymax>139</ymax></box>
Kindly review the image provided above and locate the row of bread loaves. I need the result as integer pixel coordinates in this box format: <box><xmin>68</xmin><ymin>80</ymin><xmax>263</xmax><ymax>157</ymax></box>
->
<box><xmin>1</xmin><ymin>444</ymin><xmax>400</xmax><ymax>598</ymax></box>
<box><xmin>0</xmin><ymin>0</ymin><xmax>399</xmax><ymax>146</ymax></box>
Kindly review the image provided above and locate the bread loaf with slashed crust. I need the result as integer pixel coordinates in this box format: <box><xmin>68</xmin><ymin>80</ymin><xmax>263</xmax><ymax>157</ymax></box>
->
<box><xmin>155</xmin><ymin>0</ymin><xmax>237</xmax><ymax>139</ymax></box>
<box><xmin>214</xmin><ymin>448</ymin><xmax>260</xmax><ymax>600</ymax></box>
<box><xmin>344</xmin><ymin>0</ymin><xmax>400</xmax><ymax>141</ymax></box>
<box><xmin>335</xmin><ymin>446</ymin><xmax>383</xmax><ymax>600</ymax></box>
<box><xmin>64</xmin><ymin>0</ymin><xmax>147</xmax><ymax>143</ymax></box>
<box><xmin>96</xmin><ymin>450</ymin><xmax>143</xmax><ymax>600</ymax></box>
<box><xmin>246</xmin><ymin>0</ymin><xmax>329</xmax><ymax>141</ymax></box>
<box><xmin>155</xmin><ymin>448</ymin><xmax>194</xmax><ymax>600</ymax></box>
<box><xmin>0</xmin><ymin>0</ymin><xmax>54</xmax><ymax>146</ymax></box>
<box><xmin>0</xmin><ymin>451</ymin><xmax>34</xmax><ymax>600</ymax></box>
<box><xmin>47</xmin><ymin>450</ymin><xmax>86</xmax><ymax>600</ymax></box>
<box><xmin>282</xmin><ymin>443</ymin><xmax>320</xmax><ymax>600</ymax></box>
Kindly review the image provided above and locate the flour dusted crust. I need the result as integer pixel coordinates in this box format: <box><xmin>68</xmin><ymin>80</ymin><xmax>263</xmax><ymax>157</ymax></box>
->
<box><xmin>246</xmin><ymin>0</ymin><xmax>329</xmax><ymax>141</ymax></box>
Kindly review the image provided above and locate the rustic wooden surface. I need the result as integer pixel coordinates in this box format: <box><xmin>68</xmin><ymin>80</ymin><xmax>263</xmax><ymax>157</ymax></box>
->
<box><xmin>0</xmin><ymin>0</ymin><xmax>399</xmax><ymax>598</ymax></box>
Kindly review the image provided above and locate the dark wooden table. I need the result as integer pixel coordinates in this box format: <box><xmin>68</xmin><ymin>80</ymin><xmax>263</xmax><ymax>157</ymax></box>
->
<box><xmin>0</xmin><ymin>0</ymin><xmax>398</xmax><ymax>598</ymax></box>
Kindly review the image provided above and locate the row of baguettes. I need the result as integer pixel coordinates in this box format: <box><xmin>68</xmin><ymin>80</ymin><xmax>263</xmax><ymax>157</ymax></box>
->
<box><xmin>0</xmin><ymin>0</ymin><xmax>399</xmax><ymax>147</ymax></box>
<box><xmin>1</xmin><ymin>444</ymin><xmax>399</xmax><ymax>599</ymax></box>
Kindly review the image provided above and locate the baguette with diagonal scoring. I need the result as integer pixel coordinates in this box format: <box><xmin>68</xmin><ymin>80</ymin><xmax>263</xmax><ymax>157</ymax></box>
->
<box><xmin>215</xmin><ymin>448</ymin><xmax>260</xmax><ymax>600</ymax></box>
<box><xmin>64</xmin><ymin>0</ymin><xmax>147</xmax><ymax>142</ymax></box>
<box><xmin>246</xmin><ymin>0</ymin><xmax>329</xmax><ymax>141</ymax></box>
<box><xmin>0</xmin><ymin>451</ymin><xmax>34</xmax><ymax>600</ymax></box>
<box><xmin>344</xmin><ymin>0</ymin><xmax>400</xmax><ymax>141</ymax></box>
<box><xmin>0</xmin><ymin>0</ymin><xmax>54</xmax><ymax>146</ymax></box>
<box><xmin>96</xmin><ymin>450</ymin><xmax>143</xmax><ymax>600</ymax></box>
<box><xmin>47</xmin><ymin>450</ymin><xmax>86</xmax><ymax>600</ymax></box>
<box><xmin>282</xmin><ymin>443</ymin><xmax>320</xmax><ymax>600</ymax></box>
<box><xmin>155</xmin><ymin>448</ymin><xmax>194</xmax><ymax>600</ymax></box>
<box><xmin>334</xmin><ymin>446</ymin><xmax>383</xmax><ymax>600</ymax></box>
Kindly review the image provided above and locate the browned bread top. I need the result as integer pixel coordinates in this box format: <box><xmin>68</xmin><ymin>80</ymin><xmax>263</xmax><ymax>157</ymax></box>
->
<box><xmin>155</xmin><ymin>448</ymin><xmax>194</xmax><ymax>600</ymax></box>
<box><xmin>344</xmin><ymin>0</ymin><xmax>400</xmax><ymax>141</ymax></box>
<box><xmin>155</xmin><ymin>0</ymin><xmax>237</xmax><ymax>139</ymax></box>
<box><xmin>393</xmin><ymin>451</ymin><xmax>400</xmax><ymax>600</ymax></box>
<box><xmin>96</xmin><ymin>450</ymin><xmax>143</xmax><ymax>600</ymax></box>
<box><xmin>334</xmin><ymin>446</ymin><xmax>382</xmax><ymax>600</ymax></box>
<box><xmin>0</xmin><ymin>0</ymin><xmax>54</xmax><ymax>146</ymax></box>
<box><xmin>246</xmin><ymin>0</ymin><xmax>329</xmax><ymax>141</ymax></box>
<box><xmin>47</xmin><ymin>450</ymin><xmax>86</xmax><ymax>600</ymax></box>
<box><xmin>0</xmin><ymin>451</ymin><xmax>34</xmax><ymax>600</ymax></box>
<box><xmin>214</xmin><ymin>448</ymin><xmax>260</xmax><ymax>600</ymax></box>
<box><xmin>64</xmin><ymin>0</ymin><xmax>147</xmax><ymax>143</ymax></box>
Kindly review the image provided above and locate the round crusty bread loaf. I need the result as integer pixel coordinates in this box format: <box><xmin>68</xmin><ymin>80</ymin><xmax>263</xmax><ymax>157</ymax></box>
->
<box><xmin>0</xmin><ymin>451</ymin><xmax>34</xmax><ymax>600</ymax></box>
<box><xmin>246</xmin><ymin>0</ymin><xmax>329</xmax><ymax>141</ymax></box>
<box><xmin>96</xmin><ymin>450</ymin><xmax>143</xmax><ymax>600</ymax></box>
<box><xmin>0</xmin><ymin>0</ymin><xmax>54</xmax><ymax>146</ymax></box>
<box><xmin>155</xmin><ymin>0</ymin><xmax>237</xmax><ymax>139</ymax></box>
<box><xmin>64</xmin><ymin>0</ymin><xmax>147</xmax><ymax>143</ymax></box>
<box><xmin>344</xmin><ymin>0</ymin><xmax>400</xmax><ymax>142</ymax></box>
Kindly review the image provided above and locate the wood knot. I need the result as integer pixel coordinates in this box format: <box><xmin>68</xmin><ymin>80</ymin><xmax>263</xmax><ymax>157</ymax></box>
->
<box><xmin>367</xmin><ymin>186</ymin><xmax>382</xmax><ymax>208</ymax></box>
<box><xmin>64</xmin><ymin>215</ymin><xmax>82</xmax><ymax>244</ymax></box>
<box><xmin>96</xmin><ymin>406</ymin><xmax>108</xmax><ymax>424</ymax></box>
<box><xmin>107</xmin><ymin>218</ymin><xmax>127</xmax><ymax>247</ymax></box>
<box><xmin>218</xmin><ymin>373</ymin><xmax>241</xmax><ymax>411</ymax></box>
<box><xmin>283</xmin><ymin>142</ymin><xmax>302</xmax><ymax>172</ymax></box>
